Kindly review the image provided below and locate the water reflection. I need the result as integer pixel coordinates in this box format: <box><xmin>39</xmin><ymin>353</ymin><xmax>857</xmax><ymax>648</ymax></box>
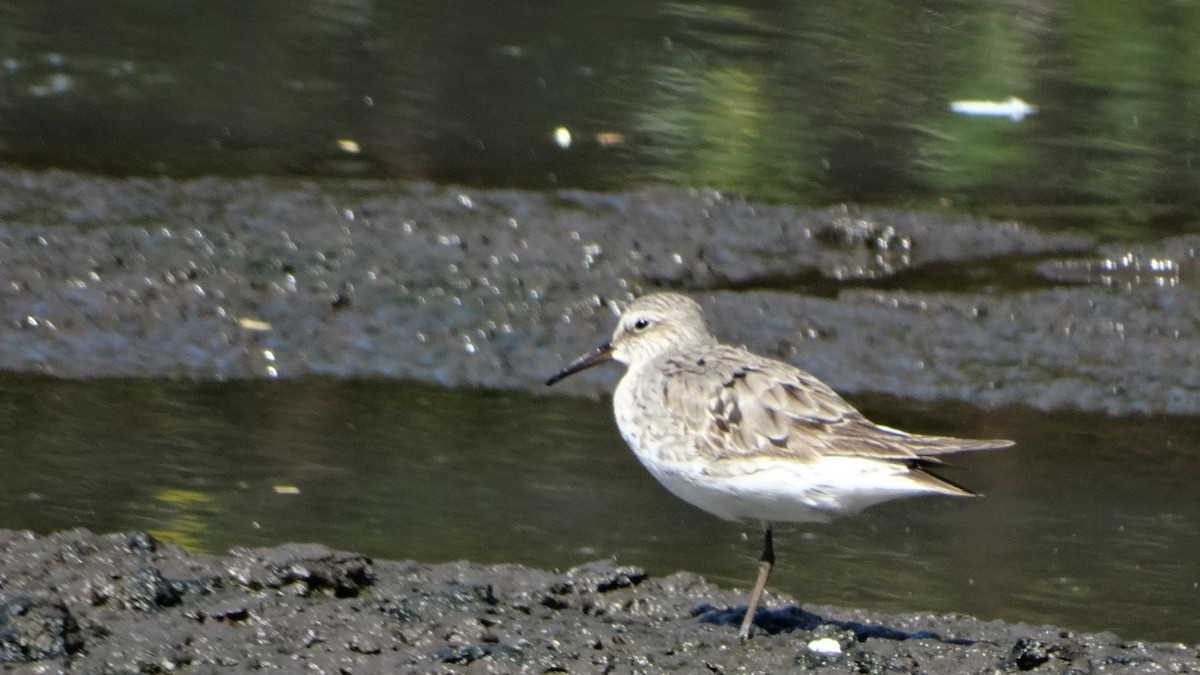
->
<box><xmin>3</xmin><ymin>2</ymin><xmax>1200</xmax><ymax>234</ymax></box>
<box><xmin>0</xmin><ymin>374</ymin><xmax>1196</xmax><ymax>643</ymax></box>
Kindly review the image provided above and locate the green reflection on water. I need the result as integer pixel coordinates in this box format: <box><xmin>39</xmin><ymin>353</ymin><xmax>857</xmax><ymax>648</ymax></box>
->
<box><xmin>147</xmin><ymin>488</ymin><xmax>218</xmax><ymax>553</ymax></box>
<box><xmin>0</xmin><ymin>374</ymin><xmax>1197</xmax><ymax>644</ymax></box>
<box><xmin>5</xmin><ymin>2</ymin><xmax>1200</xmax><ymax>236</ymax></box>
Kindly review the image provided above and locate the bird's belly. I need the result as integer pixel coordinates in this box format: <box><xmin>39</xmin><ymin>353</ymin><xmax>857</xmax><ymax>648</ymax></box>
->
<box><xmin>612</xmin><ymin>372</ymin><xmax>960</xmax><ymax>524</ymax></box>
<box><xmin>634</xmin><ymin>453</ymin><xmax>957</xmax><ymax>525</ymax></box>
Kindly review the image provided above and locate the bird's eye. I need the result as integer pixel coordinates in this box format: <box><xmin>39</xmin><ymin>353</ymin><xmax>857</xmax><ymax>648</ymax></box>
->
<box><xmin>633</xmin><ymin>318</ymin><xmax>650</xmax><ymax>330</ymax></box>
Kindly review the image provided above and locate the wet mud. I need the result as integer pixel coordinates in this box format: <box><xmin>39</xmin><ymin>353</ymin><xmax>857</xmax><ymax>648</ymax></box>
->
<box><xmin>2</xmin><ymin>169</ymin><xmax>1196</xmax><ymax>414</ymax></box>
<box><xmin>0</xmin><ymin>529</ymin><xmax>1193</xmax><ymax>673</ymax></box>
<box><xmin>2</xmin><ymin>169</ymin><xmax>1199</xmax><ymax>671</ymax></box>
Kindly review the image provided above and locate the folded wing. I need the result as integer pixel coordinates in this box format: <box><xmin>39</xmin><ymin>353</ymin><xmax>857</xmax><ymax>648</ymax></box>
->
<box><xmin>677</xmin><ymin>356</ymin><xmax>1012</xmax><ymax>463</ymax></box>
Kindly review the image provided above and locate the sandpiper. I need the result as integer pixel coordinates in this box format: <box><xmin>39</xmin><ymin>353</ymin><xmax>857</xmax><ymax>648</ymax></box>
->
<box><xmin>546</xmin><ymin>292</ymin><xmax>1013</xmax><ymax>639</ymax></box>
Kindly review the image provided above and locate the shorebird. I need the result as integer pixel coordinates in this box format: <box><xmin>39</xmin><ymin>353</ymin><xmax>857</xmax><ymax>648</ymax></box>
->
<box><xmin>546</xmin><ymin>292</ymin><xmax>1012</xmax><ymax>639</ymax></box>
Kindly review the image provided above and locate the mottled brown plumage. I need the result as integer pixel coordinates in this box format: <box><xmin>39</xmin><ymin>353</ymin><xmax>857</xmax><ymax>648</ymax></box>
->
<box><xmin>547</xmin><ymin>292</ymin><xmax>1013</xmax><ymax>639</ymax></box>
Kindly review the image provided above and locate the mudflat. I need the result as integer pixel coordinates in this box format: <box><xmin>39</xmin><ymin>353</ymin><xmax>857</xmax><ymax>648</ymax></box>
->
<box><xmin>0</xmin><ymin>529</ymin><xmax>1193</xmax><ymax>673</ymax></box>
<box><xmin>1</xmin><ymin>169</ymin><xmax>1198</xmax><ymax>670</ymax></box>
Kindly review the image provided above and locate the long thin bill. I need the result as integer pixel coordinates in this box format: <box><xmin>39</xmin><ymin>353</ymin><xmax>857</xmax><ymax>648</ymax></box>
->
<box><xmin>545</xmin><ymin>343</ymin><xmax>614</xmax><ymax>385</ymax></box>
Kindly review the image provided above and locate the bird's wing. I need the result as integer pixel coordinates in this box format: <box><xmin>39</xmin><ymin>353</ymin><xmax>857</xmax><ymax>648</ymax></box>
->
<box><xmin>665</xmin><ymin>351</ymin><xmax>1011</xmax><ymax>462</ymax></box>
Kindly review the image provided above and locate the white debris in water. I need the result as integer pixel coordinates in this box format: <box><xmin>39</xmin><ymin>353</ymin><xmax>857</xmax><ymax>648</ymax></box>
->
<box><xmin>807</xmin><ymin>637</ymin><xmax>842</xmax><ymax>656</ymax></box>
<box><xmin>950</xmin><ymin>96</ymin><xmax>1036</xmax><ymax>121</ymax></box>
<box><xmin>554</xmin><ymin>125</ymin><xmax>572</xmax><ymax>149</ymax></box>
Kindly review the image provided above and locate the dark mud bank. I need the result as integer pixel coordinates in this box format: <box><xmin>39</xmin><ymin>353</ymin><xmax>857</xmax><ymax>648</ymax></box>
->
<box><xmin>3</xmin><ymin>169</ymin><xmax>1200</xmax><ymax>414</ymax></box>
<box><xmin>0</xmin><ymin>529</ymin><xmax>1194</xmax><ymax>673</ymax></box>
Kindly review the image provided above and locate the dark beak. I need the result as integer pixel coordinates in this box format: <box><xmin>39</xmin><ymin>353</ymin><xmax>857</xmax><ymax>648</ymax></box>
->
<box><xmin>545</xmin><ymin>342</ymin><xmax>615</xmax><ymax>385</ymax></box>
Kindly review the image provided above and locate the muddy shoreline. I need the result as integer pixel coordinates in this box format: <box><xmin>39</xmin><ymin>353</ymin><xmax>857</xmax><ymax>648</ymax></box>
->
<box><xmin>0</xmin><ymin>529</ymin><xmax>1193</xmax><ymax>673</ymax></box>
<box><xmin>2</xmin><ymin>169</ymin><xmax>1199</xmax><ymax>671</ymax></box>
<box><xmin>2</xmin><ymin>168</ymin><xmax>1198</xmax><ymax>414</ymax></box>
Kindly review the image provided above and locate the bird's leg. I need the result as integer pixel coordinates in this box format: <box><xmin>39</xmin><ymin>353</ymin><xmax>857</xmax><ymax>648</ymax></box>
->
<box><xmin>738</xmin><ymin>525</ymin><xmax>775</xmax><ymax>640</ymax></box>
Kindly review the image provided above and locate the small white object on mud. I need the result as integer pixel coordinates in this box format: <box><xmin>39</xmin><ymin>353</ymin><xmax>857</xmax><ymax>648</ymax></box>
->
<box><xmin>807</xmin><ymin>637</ymin><xmax>843</xmax><ymax>656</ymax></box>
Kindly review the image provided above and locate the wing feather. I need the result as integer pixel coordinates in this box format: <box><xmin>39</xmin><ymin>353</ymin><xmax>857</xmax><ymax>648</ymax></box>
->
<box><xmin>665</xmin><ymin>347</ymin><xmax>1012</xmax><ymax>462</ymax></box>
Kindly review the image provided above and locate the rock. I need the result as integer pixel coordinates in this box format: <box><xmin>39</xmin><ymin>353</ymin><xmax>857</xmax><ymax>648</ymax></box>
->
<box><xmin>0</xmin><ymin>597</ymin><xmax>82</xmax><ymax>663</ymax></box>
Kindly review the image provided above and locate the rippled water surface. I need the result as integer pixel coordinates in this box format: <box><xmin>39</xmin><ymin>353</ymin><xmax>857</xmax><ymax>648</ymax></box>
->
<box><xmin>1</xmin><ymin>374</ymin><xmax>1196</xmax><ymax>644</ymax></box>
<box><xmin>2</xmin><ymin>0</ymin><xmax>1199</xmax><ymax>648</ymax></box>
<box><xmin>3</xmin><ymin>1</ymin><xmax>1200</xmax><ymax>236</ymax></box>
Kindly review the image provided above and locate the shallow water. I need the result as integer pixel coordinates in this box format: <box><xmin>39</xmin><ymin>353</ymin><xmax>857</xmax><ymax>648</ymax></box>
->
<box><xmin>2</xmin><ymin>0</ymin><xmax>1198</xmax><ymax>650</ymax></box>
<box><xmin>1</xmin><ymin>374</ymin><xmax>1195</xmax><ymax>644</ymax></box>
<box><xmin>3</xmin><ymin>1</ymin><xmax>1200</xmax><ymax>237</ymax></box>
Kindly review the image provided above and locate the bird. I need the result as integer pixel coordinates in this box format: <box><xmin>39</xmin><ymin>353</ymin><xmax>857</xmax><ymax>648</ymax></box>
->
<box><xmin>545</xmin><ymin>292</ymin><xmax>1013</xmax><ymax>639</ymax></box>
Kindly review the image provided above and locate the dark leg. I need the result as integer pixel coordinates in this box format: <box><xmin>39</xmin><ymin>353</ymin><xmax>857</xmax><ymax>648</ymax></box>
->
<box><xmin>738</xmin><ymin>525</ymin><xmax>775</xmax><ymax>640</ymax></box>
